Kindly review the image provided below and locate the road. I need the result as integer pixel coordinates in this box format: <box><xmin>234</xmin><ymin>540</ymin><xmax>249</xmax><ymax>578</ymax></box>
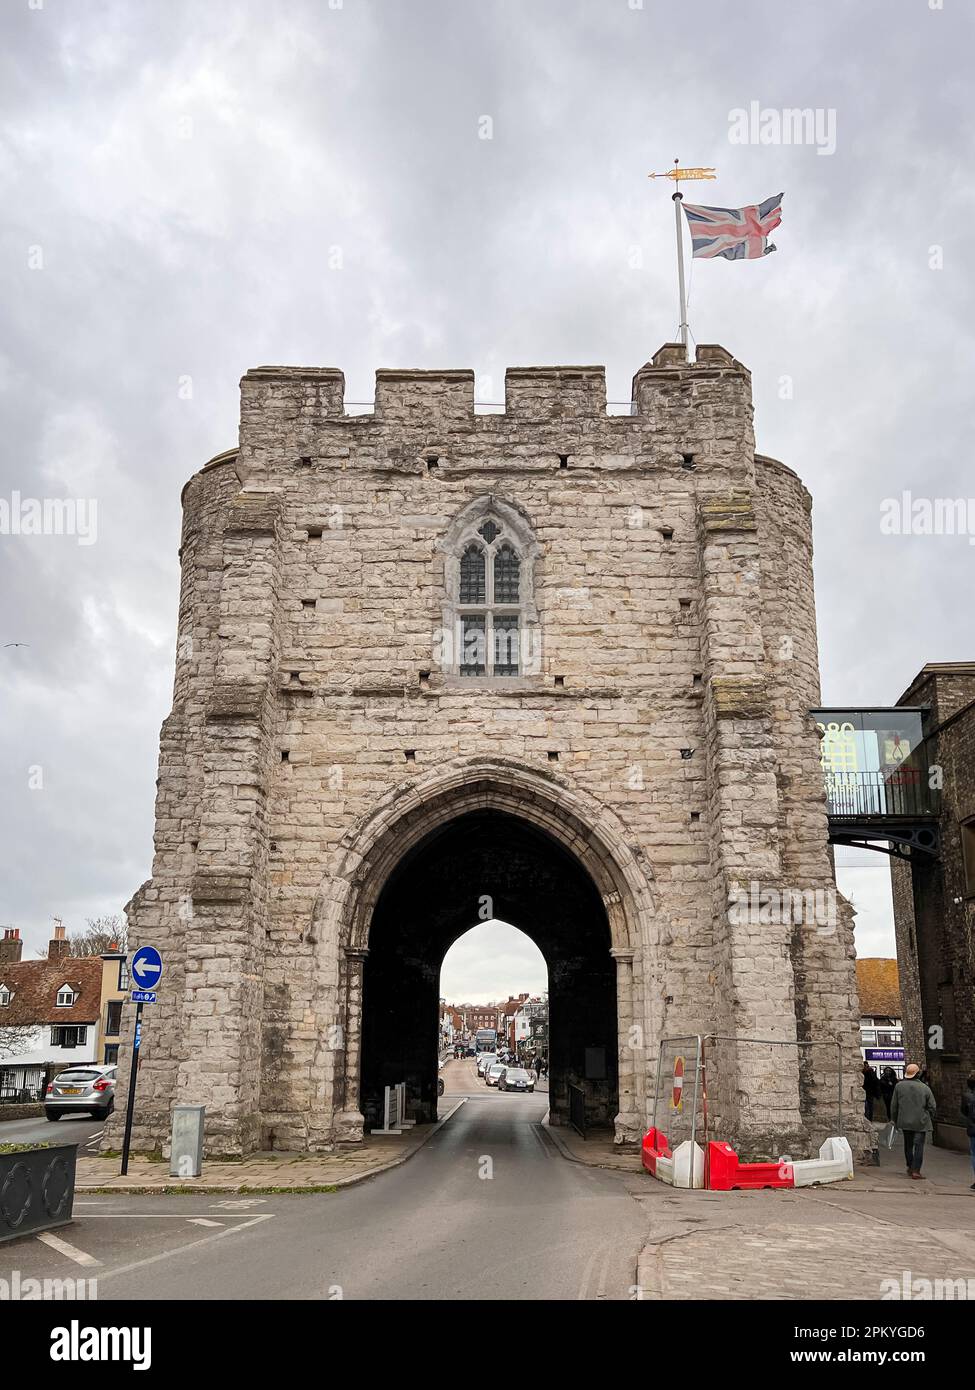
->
<box><xmin>0</xmin><ymin>1111</ymin><xmax>106</xmax><ymax>1151</ymax></box>
<box><xmin>1</xmin><ymin>1060</ymin><xmax>646</xmax><ymax>1300</ymax></box>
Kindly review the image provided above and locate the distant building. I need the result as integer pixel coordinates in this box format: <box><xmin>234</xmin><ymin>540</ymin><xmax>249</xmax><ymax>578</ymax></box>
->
<box><xmin>462</xmin><ymin>1005</ymin><xmax>500</xmax><ymax>1034</ymax></box>
<box><xmin>890</xmin><ymin>661</ymin><xmax>975</xmax><ymax>1151</ymax></box>
<box><xmin>0</xmin><ymin>925</ymin><xmax>128</xmax><ymax>1100</ymax></box>
<box><xmin>855</xmin><ymin>958</ymin><xmax>904</xmax><ymax>1079</ymax></box>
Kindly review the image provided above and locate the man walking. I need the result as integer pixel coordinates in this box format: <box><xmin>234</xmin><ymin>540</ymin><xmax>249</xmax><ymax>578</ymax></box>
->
<box><xmin>891</xmin><ymin>1062</ymin><xmax>937</xmax><ymax>1180</ymax></box>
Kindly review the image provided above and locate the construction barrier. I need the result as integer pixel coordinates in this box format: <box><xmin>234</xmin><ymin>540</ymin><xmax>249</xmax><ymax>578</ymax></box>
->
<box><xmin>641</xmin><ymin>1127</ymin><xmax>705</xmax><ymax>1189</ymax></box>
<box><xmin>644</xmin><ymin>1132</ymin><xmax>854</xmax><ymax>1191</ymax></box>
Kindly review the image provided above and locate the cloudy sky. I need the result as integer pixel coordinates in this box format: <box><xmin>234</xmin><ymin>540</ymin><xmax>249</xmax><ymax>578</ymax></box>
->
<box><xmin>1</xmin><ymin>1</ymin><xmax>971</xmax><ymax>991</ymax></box>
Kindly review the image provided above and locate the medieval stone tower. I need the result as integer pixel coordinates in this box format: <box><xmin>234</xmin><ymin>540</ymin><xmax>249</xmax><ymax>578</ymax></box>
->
<box><xmin>106</xmin><ymin>343</ymin><xmax>866</xmax><ymax>1159</ymax></box>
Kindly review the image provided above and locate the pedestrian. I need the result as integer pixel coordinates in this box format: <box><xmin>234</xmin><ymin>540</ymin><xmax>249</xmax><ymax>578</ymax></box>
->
<box><xmin>534</xmin><ymin>1055</ymin><xmax>542</xmax><ymax>1080</ymax></box>
<box><xmin>880</xmin><ymin>1066</ymin><xmax>897</xmax><ymax>1120</ymax></box>
<box><xmin>862</xmin><ymin>1062</ymin><xmax>882</xmax><ymax>1121</ymax></box>
<box><xmin>890</xmin><ymin>1062</ymin><xmax>937</xmax><ymax>1180</ymax></box>
<box><xmin>961</xmin><ymin>1073</ymin><xmax>975</xmax><ymax>1192</ymax></box>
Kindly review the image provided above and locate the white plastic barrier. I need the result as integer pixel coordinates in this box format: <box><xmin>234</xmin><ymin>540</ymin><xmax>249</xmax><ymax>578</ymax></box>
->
<box><xmin>654</xmin><ymin>1140</ymin><xmax>706</xmax><ymax>1189</ymax></box>
<box><xmin>791</xmin><ymin>1135</ymin><xmax>853</xmax><ymax>1188</ymax></box>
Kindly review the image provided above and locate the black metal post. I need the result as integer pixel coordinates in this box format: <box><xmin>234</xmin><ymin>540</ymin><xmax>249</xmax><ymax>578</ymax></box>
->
<box><xmin>119</xmin><ymin>1000</ymin><xmax>143</xmax><ymax>1176</ymax></box>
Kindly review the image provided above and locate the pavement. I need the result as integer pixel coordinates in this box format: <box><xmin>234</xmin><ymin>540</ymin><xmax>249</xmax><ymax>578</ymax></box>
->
<box><xmin>3</xmin><ymin>1061</ymin><xmax>973</xmax><ymax>1300</ymax></box>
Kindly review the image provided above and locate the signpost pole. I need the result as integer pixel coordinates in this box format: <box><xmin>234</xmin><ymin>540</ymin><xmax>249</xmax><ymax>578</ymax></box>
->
<box><xmin>120</xmin><ymin>1000</ymin><xmax>143</xmax><ymax>1177</ymax></box>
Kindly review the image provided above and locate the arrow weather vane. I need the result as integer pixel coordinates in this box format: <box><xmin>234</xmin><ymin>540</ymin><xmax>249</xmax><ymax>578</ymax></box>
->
<box><xmin>649</xmin><ymin>158</ymin><xmax>717</xmax><ymax>358</ymax></box>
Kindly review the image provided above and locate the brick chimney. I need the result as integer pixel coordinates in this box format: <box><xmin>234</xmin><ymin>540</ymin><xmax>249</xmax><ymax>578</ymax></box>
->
<box><xmin>0</xmin><ymin>928</ymin><xmax>23</xmax><ymax>964</ymax></box>
<box><xmin>48</xmin><ymin>918</ymin><xmax>69</xmax><ymax>963</ymax></box>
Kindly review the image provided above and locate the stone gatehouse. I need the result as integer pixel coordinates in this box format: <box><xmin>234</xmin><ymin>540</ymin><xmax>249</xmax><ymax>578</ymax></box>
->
<box><xmin>105</xmin><ymin>342</ymin><xmax>867</xmax><ymax>1159</ymax></box>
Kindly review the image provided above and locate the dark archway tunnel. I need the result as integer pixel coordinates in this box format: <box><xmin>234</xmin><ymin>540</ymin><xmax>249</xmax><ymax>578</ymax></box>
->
<box><xmin>360</xmin><ymin>809</ymin><xmax>618</xmax><ymax>1130</ymax></box>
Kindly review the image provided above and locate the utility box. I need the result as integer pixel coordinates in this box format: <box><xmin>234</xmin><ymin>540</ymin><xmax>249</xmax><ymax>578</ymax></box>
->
<box><xmin>170</xmin><ymin>1105</ymin><xmax>206</xmax><ymax>1178</ymax></box>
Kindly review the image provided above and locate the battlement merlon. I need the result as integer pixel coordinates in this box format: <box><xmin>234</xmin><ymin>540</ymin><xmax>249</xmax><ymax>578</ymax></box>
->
<box><xmin>233</xmin><ymin>346</ymin><xmax>757</xmax><ymax>486</ymax></box>
<box><xmin>239</xmin><ymin>345</ymin><xmax>751</xmax><ymax>424</ymax></box>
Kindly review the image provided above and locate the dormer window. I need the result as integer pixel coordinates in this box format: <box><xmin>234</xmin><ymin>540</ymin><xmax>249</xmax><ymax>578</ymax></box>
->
<box><xmin>56</xmin><ymin>985</ymin><xmax>76</xmax><ymax>1007</ymax></box>
<box><xmin>437</xmin><ymin>496</ymin><xmax>541</xmax><ymax>678</ymax></box>
<box><xmin>0</xmin><ymin>984</ymin><xmax>10</xmax><ymax>1007</ymax></box>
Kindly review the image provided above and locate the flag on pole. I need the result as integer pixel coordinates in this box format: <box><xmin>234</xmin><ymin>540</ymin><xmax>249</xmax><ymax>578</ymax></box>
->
<box><xmin>681</xmin><ymin>193</ymin><xmax>784</xmax><ymax>260</ymax></box>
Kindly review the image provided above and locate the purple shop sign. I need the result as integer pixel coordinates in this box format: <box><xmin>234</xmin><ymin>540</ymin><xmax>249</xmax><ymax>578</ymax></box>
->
<box><xmin>865</xmin><ymin>1048</ymin><xmax>904</xmax><ymax>1062</ymax></box>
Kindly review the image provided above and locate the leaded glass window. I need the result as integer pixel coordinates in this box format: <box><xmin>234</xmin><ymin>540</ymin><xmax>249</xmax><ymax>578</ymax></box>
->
<box><xmin>493</xmin><ymin>615</ymin><xmax>520</xmax><ymax>676</ymax></box>
<box><xmin>460</xmin><ymin>615</ymin><xmax>486</xmax><ymax>676</ymax></box>
<box><xmin>493</xmin><ymin>544</ymin><xmax>520</xmax><ymax>604</ymax></box>
<box><xmin>442</xmin><ymin>501</ymin><xmax>536</xmax><ymax>678</ymax></box>
<box><xmin>459</xmin><ymin>544</ymin><xmax>486</xmax><ymax>604</ymax></box>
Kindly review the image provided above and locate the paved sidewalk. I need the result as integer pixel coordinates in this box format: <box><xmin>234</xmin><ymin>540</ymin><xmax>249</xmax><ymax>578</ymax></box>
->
<box><xmin>75</xmin><ymin>1102</ymin><xmax>464</xmax><ymax>1193</ymax></box>
<box><xmin>634</xmin><ymin>1139</ymin><xmax>975</xmax><ymax>1300</ymax></box>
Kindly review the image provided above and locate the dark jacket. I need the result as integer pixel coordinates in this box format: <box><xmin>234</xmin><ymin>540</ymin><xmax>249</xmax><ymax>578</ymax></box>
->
<box><xmin>862</xmin><ymin>1067</ymin><xmax>882</xmax><ymax>1099</ymax></box>
<box><xmin>962</xmin><ymin>1089</ymin><xmax>975</xmax><ymax>1138</ymax></box>
<box><xmin>891</xmin><ymin>1078</ymin><xmax>937</xmax><ymax>1134</ymax></box>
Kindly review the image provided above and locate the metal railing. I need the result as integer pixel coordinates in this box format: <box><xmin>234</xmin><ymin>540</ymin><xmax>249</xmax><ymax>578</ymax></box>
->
<box><xmin>0</xmin><ymin>1069</ymin><xmax>46</xmax><ymax>1104</ymax></box>
<box><xmin>824</xmin><ymin>769</ymin><xmax>940</xmax><ymax>820</ymax></box>
<box><xmin>568</xmin><ymin>1083</ymin><xmax>587</xmax><ymax>1139</ymax></box>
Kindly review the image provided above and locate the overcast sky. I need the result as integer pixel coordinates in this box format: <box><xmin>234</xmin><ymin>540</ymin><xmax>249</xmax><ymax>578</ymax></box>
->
<box><xmin>1</xmin><ymin>1</ymin><xmax>971</xmax><ymax>989</ymax></box>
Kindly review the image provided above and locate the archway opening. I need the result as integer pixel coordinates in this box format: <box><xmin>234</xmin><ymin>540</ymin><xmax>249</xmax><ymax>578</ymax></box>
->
<box><xmin>359</xmin><ymin>808</ymin><xmax>618</xmax><ymax>1131</ymax></box>
<box><xmin>439</xmin><ymin>921</ymin><xmax>548</xmax><ymax>1073</ymax></box>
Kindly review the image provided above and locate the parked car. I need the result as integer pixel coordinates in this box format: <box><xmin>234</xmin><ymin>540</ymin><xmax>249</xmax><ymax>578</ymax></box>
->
<box><xmin>45</xmin><ymin>1065</ymin><xmax>117</xmax><ymax>1121</ymax></box>
<box><xmin>498</xmin><ymin>1067</ymin><xmax>534</xmax><ymax>1093</ymax></box>
<box><xmin>484</xmin><ymin>1062</ymin><xmax>506</xmax><ymax>1088</ymax></box>
<box><xmin>476</xmin><ymin>1052</ymin><xmax>497</xmax><ymax>1077</ymax></box>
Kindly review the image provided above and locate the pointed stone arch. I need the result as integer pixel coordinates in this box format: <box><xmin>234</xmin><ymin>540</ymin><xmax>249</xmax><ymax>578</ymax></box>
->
<box><xmin>310</xmin><ymin>755</ymin><xmax>661</xmax><ymax>1143</ymax></box>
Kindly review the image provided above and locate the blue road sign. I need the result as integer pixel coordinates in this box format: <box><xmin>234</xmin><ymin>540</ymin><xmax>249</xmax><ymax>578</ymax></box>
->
<box><xmin>131</xmin><ymin>946</ymin><xmax>163</xmax><ymax>991</ymax></box>
<box><xmin>131</xmin><ymin>990</ymin><xmax>157</xmax><ymax>1004</ymax></box>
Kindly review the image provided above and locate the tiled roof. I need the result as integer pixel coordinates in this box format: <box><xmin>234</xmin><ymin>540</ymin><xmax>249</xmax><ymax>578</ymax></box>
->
<box><xmin>0</xmin><ymin>956</ymin><xmax>102</xmax><ymax>1025</ymax></box>
<box><xmin>855</xmin><ymin>958</ymin><xmax>901</xmax><ymax>1018</ymax></box>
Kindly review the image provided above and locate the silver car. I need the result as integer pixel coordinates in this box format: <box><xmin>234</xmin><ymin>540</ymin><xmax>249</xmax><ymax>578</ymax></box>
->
<box><xmin>498</xmin><ymin>1067</ymin><xmax>534</xmax><ymax>1093</ymax></box>
<box><xmin>476</xmin><ymin>1052</ymin><xmax>497</xmax><ymax>1077</ymax></box>
<box><xmin>45</xmin><ymin>1065</ymin><xmax>117</xmax><ymax>1121</ymax></box>
<box><xmin>484</xmin><ymin>1062</ymin><xmax>506</xmax><ymax>1088</ymax></box>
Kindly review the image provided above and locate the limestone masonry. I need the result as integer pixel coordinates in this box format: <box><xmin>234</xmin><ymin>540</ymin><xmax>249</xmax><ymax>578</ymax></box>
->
<box><xmin>104</xmin><ymin>343</ymin><xmax>868</xmax><ymax>1159</ymax></box>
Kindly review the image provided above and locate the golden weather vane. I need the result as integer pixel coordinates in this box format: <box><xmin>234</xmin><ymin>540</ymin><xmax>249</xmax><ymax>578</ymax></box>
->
<box><xmin>648</xmin><ymin>158</ymin><xmax>718</xmax><ymax>358</ymax></box>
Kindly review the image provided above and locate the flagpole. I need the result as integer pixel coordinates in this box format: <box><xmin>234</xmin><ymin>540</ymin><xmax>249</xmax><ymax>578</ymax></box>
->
<box><xmin>649</xmin><ymin>159</ymin><xmax>716</xmax><ymax>366</ymax></box>
<box><xmin>673</xmin><ymin>187</ymin><xmax>690</xmax><ymax>361</ymax></box>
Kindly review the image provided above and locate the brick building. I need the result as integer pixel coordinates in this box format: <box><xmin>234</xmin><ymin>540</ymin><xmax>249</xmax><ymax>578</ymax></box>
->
<box><xmin>0</xmin><ymin>925</ymin><xmax>105</xmax><ymax>1097</ymax></box>
<box><xmin>104</xmin><ymin>343</ymin><xmax>867</xmax><ymax>1159</ymax></box>
<box><xmin>890</xmin><ymin>662</ymin><xmax>975</xmax><ymax>1149</ymax></box>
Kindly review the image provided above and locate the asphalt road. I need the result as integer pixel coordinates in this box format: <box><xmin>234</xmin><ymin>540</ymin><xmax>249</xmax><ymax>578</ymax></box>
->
<box><xmin>1</xmin><ymin>1062</ymin><xmax>647</xmax><ymax>1300</ymax></box>
<box><xmin>0</xmin><ymin>1111</ymin><xmax>106</xmax><ymax>1151</ymax></box>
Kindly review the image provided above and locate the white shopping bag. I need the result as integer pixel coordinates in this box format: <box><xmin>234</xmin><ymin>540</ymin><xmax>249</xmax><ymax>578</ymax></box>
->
<box><xmin>882</xmin><ymin>1122</ymin><xmax>896</xmax><ymax>1149</ymax></box>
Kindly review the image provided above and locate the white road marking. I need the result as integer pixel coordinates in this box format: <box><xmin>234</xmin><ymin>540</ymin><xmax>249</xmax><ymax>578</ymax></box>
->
<box><xmin>36</xmin><ymin>1232</ymin><xmax>101</xmax><ymax>1267</ymax></box>
<box><xmin>96</xmin><ymin>1213</ymin><xmax>275</xmax><ymax>1283</ymax></box>
<box><xmin>188</xmin><ymin>1218</ymin><xmax>224</xmax><ymax>1228</ymax></box>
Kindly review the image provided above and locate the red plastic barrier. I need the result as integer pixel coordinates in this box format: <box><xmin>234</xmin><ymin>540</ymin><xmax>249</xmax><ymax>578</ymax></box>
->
<box><xmin>707</xmin><ymin>1141</ymin><xmax>794</xmax><ymax>1190</ymax></box>
<box><xmin>641</xmin><ymin>1127</ymin><xmax>672</xmax><ymax>1175</ymax></box>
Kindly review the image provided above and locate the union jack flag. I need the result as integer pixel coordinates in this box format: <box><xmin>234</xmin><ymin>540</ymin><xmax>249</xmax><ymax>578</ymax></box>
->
<box><xmin>682</xmin><ymin>193</ymin><xmax>784</xmax><ymax>260</ymax></box>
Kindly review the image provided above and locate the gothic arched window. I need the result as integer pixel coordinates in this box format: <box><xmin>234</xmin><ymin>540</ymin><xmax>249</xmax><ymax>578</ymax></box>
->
<box><xmin>437</xmin><ymin>497</ymin><xmax>540</xmax><ymax>678</ymax></box>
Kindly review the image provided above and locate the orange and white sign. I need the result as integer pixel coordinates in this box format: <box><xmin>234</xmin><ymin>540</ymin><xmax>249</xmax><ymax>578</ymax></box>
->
<box><xmin>671</xmin><ymin>1056</ymin><xmax>685</xmax><ymax>1112</ymax></box>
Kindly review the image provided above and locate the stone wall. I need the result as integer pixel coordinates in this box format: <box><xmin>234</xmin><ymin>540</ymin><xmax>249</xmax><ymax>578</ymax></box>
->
<box><xmin>104</xmin><ymin>344</ymin><xmax>867</xmax><ymax>1159</ymax></box>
